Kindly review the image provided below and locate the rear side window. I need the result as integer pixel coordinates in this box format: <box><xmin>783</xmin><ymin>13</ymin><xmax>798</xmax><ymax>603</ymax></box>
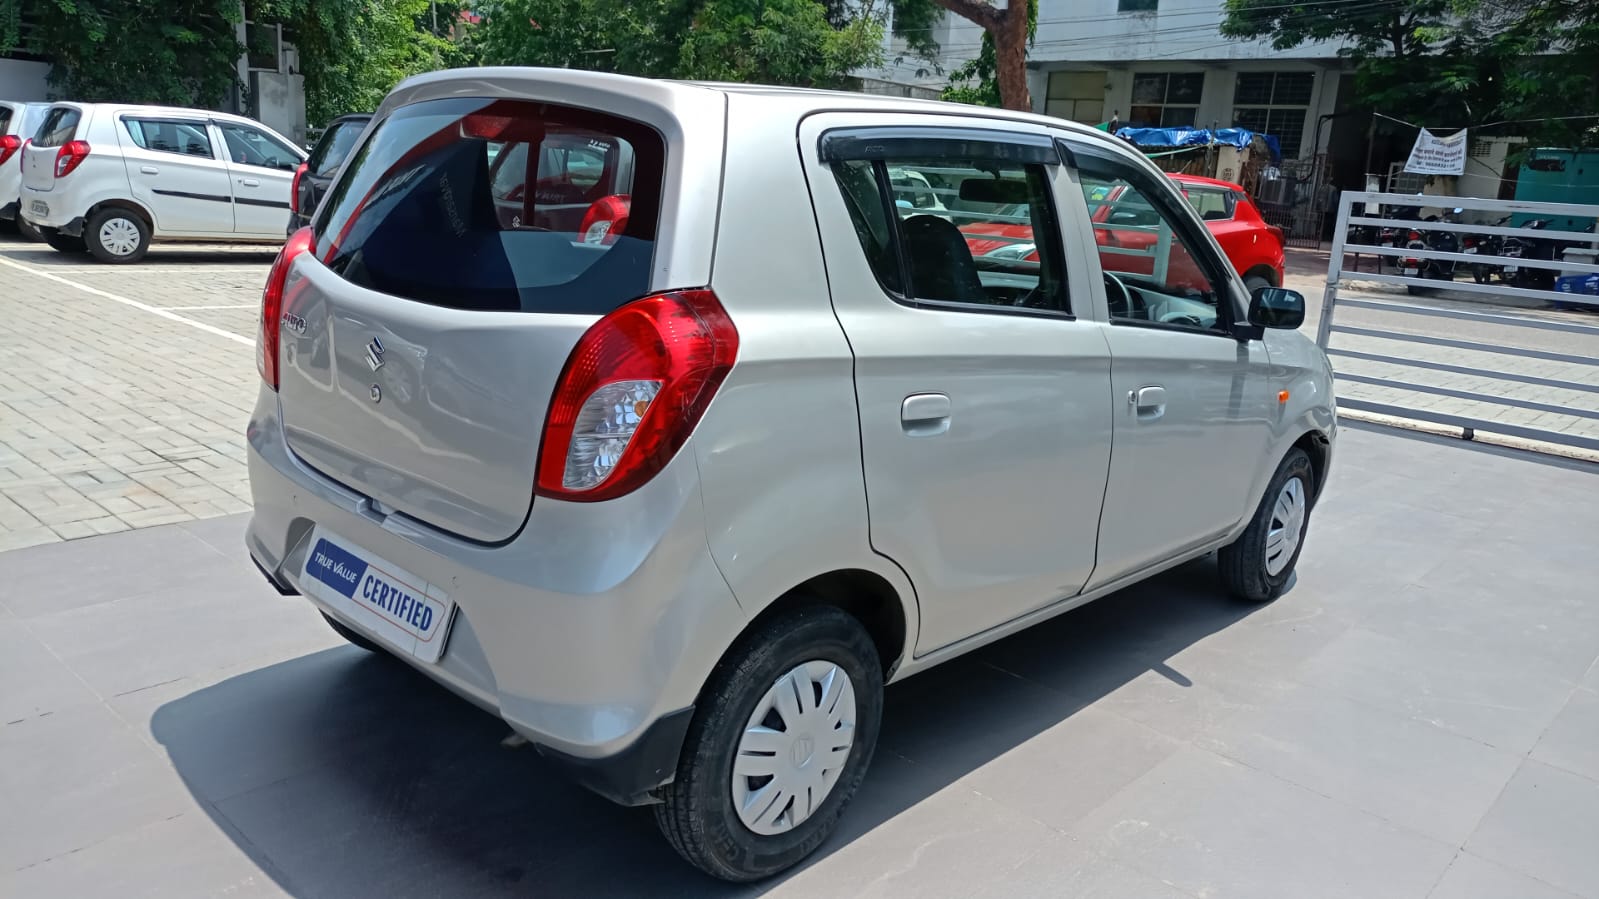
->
<box><xmin>0</xmin><ymin>107</ymin><xmax>12</xmax><ymax>135</ymax></box>
<box><xmin>124</xmin><ymin>119</ymin><xmax>214</xmax><ymax>158</ymax></box>
<box><xmin>307</xmin><ymin>118</ymin><xmax>367</xmax><ymax>177</ymax></box>
<box><xmin>314</xmin><ymin>97</ymin><xmax>664</xmax><ymax>314</ymax></box>
<box><xmin>33</xmin><ymin>107</ymin><xmax>80</xmax><ymax>147</ymax></box>
<box><xmin>1182</xmin><ymin>187</ymin><xmax>1235</xmax><ymax>221</ymax></box>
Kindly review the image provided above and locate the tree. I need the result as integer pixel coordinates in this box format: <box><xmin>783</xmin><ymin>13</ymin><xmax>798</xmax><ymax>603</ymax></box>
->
<box><xmin>926</xmin><ymin>0</ymin><xmax>1031</xmax><ymax>111</ymax></box>
<box><xmin>1455</xmin><ymin>0</ymin><xmax>1599</xmax><ymax>148</ymax></box>
<box><xmin>940</xmin><ymin>0</ymin><xmax>1033</xmax><ymax>109</ymax></box>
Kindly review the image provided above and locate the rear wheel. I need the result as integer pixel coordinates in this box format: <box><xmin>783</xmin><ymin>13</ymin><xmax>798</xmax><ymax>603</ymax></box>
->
<box><xmin>1219</xmin><ymin>447</ymin><xmax>1315</xmax><ymax>602</ymax></box>
<box><xmin>656</xmin><ymin>605</ymin><xmax>883</xmax><ymax>882</ymax></box>
<box><xmin>86</xmin><ymin>208</ymin><xmax>150</xmax><ymax>263</ymax></box>
<box><xmin>1244</xmin><ymin>274</ymin><xmax>1273</xmax><ymax>295</ymax></box>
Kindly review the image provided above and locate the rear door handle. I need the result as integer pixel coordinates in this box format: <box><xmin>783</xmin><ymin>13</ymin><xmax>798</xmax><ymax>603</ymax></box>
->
<box><xmin>239</xmin><ymin>178</ymin><xmax>260</xmax><ymax>187</ymax></box>
<box><xmin>901</xmin><ymin>393</ymin><xmax>951</xmax><ymax>437</ymax></box>
<box><xmin>140</xmin><ymin>165</ymin><xmax>159</xmax><ymax>174</ymax></box>
<box><xmin>1129</xmin><ymin>385</ymin><xmax>1167</xmax><ymax>420</ymax></box>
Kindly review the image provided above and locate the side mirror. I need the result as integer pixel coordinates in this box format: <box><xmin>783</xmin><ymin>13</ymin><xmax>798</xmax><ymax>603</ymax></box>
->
<box><xmin>1248</xmin><ymin>286</ymin><xmax>1305</xmax><ymax>330</ymax></box>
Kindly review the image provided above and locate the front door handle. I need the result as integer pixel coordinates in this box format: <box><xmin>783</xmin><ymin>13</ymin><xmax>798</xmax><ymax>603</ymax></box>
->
<box><xmin>901</xmin><ymin>393</ymin><xmax>951</xmax><ymax>437</ymax></box>
<box><xmin>239</xmin><ymin>178</ymin><xmax>260</xmax><ymax>187</ymax></box>
<box><xmin>139</xmin><ymin>165</ymin><xmax>159</xmax><ymax>175</ymax></box>
<box><xmin>1129</xmin><ymin>385</ymin><xmax>1167</xmax><ymax>420</ymax></box>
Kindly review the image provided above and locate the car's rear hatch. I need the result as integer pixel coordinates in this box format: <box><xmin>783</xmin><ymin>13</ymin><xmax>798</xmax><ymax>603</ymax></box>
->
<box><xmin>21</xmin><ymin>104</ymin><xmax>83</xmax><ymax>193</ymax></box>
<box><xmin>277</xmin><ymin>92</ymin><xmax>681</xmax><ymax>542</ymax></box>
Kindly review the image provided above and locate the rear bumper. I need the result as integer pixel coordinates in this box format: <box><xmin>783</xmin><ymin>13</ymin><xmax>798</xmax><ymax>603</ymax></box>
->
<box><xmin>244</xmin><ymin>384</ymin><xmax>744</xmax><ymax>804</ymax></box>
<box><xmin>19</xmin><ymin>190</ymin><xmax>79</xmax><ymax>231</ymax></box>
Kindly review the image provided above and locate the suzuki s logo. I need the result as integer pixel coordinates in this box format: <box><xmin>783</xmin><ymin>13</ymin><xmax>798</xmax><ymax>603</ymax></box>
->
<box><xmin>365</xmin><ymin>336</ymin><xmax>385</xmax><ymax>372</ymax></box>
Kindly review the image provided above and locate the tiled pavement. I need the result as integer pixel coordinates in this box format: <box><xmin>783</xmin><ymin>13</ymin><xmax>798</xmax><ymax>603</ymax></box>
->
<box><xmin>0</xmin><ymin>238</ymin><xmax>274</xmax><ymax>550</ymax></box>
<box><xmin>1</xmin><ymin>426</ymin><xmax>1597</xmax><ymax>897</ymax></box>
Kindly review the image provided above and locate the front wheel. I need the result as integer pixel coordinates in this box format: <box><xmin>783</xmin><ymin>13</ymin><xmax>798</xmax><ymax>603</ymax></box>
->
<box><xmin>656</xmin><ymin>605</ymin><xmax>883</xmax><ymax>882</ymax></box>
<box><xmin>1218</xmin><ymin>447</ymin><xmax>1315</xmax><ymax>602</ymax></box>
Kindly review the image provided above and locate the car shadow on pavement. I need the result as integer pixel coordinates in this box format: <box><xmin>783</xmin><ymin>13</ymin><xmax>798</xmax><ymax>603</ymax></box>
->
<box><xmin>152</xmin><ymin>558</ymin><xmax>1263</xmax><ymax>897</ymax></box>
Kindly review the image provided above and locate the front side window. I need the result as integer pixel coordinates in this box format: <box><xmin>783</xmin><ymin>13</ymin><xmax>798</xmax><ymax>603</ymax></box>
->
<box><xmin>831</xmin><ymin>150</ymin><xmax>1070</xmax><ymax>315</ymax></box>
<box><xmin>124</xmin><ymin>119</ymin><xmax>214</xmax><ymax>158</ymax></box>
<box><xmin>217</xmin><ymin>122</ymin><xmax>298</xmax><ymax>171</ymax></box>
<box><xmin>1077</xmin><ymin>153</ymin><xmax>1230</xmax><ymax>332</ymax></box>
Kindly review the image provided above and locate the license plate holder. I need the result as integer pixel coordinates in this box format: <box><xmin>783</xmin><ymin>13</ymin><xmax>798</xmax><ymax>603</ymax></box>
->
<box><xmin>29</xmin><ymin>200</ymin><xmax>48</xmax><ymax>217</ymax></box>
<box><xmin>300</xmin><ymin>528</ymin><xmax>454</xmax><ymax>663</ymax></box>
<box><xmin>1403</xmin><ymin>267</ymin><xmax>1419</xmax><ymax>276</ymax></box>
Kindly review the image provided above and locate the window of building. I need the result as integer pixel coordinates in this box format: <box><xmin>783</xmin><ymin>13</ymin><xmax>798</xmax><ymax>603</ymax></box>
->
<box><xmin>1119</xmin><ymin>0</ymin><xmax>1159</xmax><ymax>10</ymax></box>
<box><xmin>1129</xmin><ymin>72</ymin><xmax>1204</xmax><ymax>128</ymax></box>
<box><xmin>1232</xmin><ymin>71</ymin><xmax>1314</xmax><ymax>158</ymax></box>
<box><xmin>1045</xmin><ymin>71</ymin><xmax>1107</xmax><ymax>125</ymax></box>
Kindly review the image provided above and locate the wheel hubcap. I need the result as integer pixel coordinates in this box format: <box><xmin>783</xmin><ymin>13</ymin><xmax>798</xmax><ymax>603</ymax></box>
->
<box><xmin>731</xmin><ymin>660</ymin><xmax>857</xmax><ymax>836</ymax></box>
<box><xmin>1265</xmin><ymin>476</ymin><xmax>1307</xmax><ymax>576</ymax></box>
<box><xmin>99</xmin><ymin>218</ymin><xmax>141</xmax><ymax>257</ymax></box>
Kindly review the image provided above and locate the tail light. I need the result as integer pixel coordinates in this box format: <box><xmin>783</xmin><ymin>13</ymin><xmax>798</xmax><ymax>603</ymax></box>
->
<box><xmin>577</xmin><ymin>194</ymin><xmax>630</xmax><ymax>245</ymax></box>
<box><xmin>1408</xmin><ymin>230</ymin><xmax>1421</xmax><ymax>242</ymax></box>
<box><xmin>0</xmin><ymin>135</ymin><xmax>19</xmax><ymax>166</ymax></box>
<box><xmin>55</xmin><ymin>140</ymin><xmax>90</xmax><ymax>177</ymax></box>
<box><xmin>289</xmin><ymin>162</ymin><xmax>309</xmax><ymax>214</ymax></box>
<box><xmin>536</xmin><ymin>289</ymin><xmax>738</xmax><ymax>502</ymax></box>
<box><xmin>258</xmin><ymin>227</ymin><xmax>315</xmax><ymax>390</ymax></box>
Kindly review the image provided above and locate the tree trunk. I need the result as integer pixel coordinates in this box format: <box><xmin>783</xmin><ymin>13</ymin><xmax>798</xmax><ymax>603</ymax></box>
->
<box><xmin>992</xmin><ymin>2</ymin><xmax>1031</xmax><ymax>112</ymax></box>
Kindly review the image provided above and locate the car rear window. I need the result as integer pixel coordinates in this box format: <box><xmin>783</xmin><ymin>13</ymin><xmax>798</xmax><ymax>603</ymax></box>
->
<box><xmin>313</xmin><ymin>97</ymin><xmax>664</xmax><ymax>314</ymax></box>
<box><xmin>0</xmin><ymin>106</ymin><xmax>12</xmax><ymax>135</ymax></box>
<box><xmin>33</xmin><ymin>107</ymin><xmax>81</xmax><ymax>148</ymax></box>
<box><xmin>307</xmin><ymin>118</ymin><xmax>368</xmax><ymax>177</ymax></box>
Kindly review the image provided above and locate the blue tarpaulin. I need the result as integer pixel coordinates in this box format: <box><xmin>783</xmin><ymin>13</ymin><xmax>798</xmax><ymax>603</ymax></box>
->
<box><xmin>1113</xmin><ymin>127</ymin><xmax>1282</xmax><ymax>164</ymax></box>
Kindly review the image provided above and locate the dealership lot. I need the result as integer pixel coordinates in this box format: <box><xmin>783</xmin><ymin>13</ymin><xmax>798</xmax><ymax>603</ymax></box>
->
<box><xmin>2</xmin><ymin>235</ymin><xmax>1599</xmax><ymax>898</ymax></box>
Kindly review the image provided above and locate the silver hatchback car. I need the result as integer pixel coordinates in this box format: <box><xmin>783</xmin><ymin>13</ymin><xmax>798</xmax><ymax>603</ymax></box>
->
<box><xmin>246</xmin><ymin>68</ymin><xmax>1336</xmax><ymax>881</ymax></box>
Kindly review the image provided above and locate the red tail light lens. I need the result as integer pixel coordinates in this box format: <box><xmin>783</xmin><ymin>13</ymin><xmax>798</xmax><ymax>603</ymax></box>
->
<box><xmin>55</xmin><ymin>140</ymin><xmax>90</xmax><ymax>177</ymax></box>
<box><xmin>536</xmin><ymin>289</ymin><xmax>738</xmax><ymax>502</ymax></box>
<box><xmin>577</xmin><ymin>194</ymin><xmax>630</xmax><ymax>245</ymax></box>
<box><xmin>0</xmin><ymin>135</ymin><xmax>20</xmax><ymax>166</ymax></box>
<box><xmin>258</xmin><ymin>227</ymin><xmax>315</xmax><ymax>390</ymax></box>
<box><xmin>1408</xmin><ymin>230</ymin><xmax>1421</xmax><ymax>242</ymax></box>
<box><xmin>290</xmin><ymin>162</ymin><xmax>309</xmax><ymax>214</ymax></box>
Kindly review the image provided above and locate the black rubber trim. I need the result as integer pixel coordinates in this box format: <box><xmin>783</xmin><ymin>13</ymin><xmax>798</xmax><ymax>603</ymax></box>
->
<box><xmin>60</xmin><ymin>216</ymin><xmax>85</xmax><ymax>237</ymax></box>
<box><xmin>236</xmin><ymin>196</ymin><xmax>292</xmax><ymax>209</ymax></box>
<box><xmin>0</xmin><ymin>200</ymin><xmax>17</xmax><ymax>220</ymax></box>
<box><xmin>153</xmin><ymin>188</ymin><xmax>231</xmax><ymax>204</ymax></box>
<box><xmin>250</xmin><ymin>552</ymin><xmax>299</xmax><ymax>596</ymax></box>
<box><xmin>819</xmin><ymin>126</ymin><xmax>1059</xmax><ymax>165</ymax></box>
<box><xmin>533</xmin><ymin>706</ymin><xmax>695</xmax><ymax>806</ymax></box>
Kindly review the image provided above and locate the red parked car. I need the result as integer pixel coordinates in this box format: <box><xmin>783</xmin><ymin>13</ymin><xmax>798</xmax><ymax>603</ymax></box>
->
<box><xmin>960</xmin><ymin>173</ymin><xmax>1286</xmax><ymax>293</ymax></box>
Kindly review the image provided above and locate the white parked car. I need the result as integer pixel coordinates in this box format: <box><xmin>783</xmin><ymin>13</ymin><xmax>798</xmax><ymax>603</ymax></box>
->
<box><xmin>18</xmin><ymin>102</ymin><xmax>306</xmax><ymax>263</ymax></box>
<box><xmin>1</xmin><ymin>100</ymin><xmax>52</xmax><ymax>240</ymax></box>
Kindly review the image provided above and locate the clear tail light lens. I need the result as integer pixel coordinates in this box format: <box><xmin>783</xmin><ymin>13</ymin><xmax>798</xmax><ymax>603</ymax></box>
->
<box><xmin>258</xmin><ymin>227</ymin><xmax>315</xmax><ymax>390</ymax></box>
<box><xmin>55</xmin><ymin>140</ymin><xmax>90</xmax><ymax>177</ymax></box>
<box><xmin>536</xmin><ymin>289</ymin><xmax>738</xmax><ymax>502</ymax></box>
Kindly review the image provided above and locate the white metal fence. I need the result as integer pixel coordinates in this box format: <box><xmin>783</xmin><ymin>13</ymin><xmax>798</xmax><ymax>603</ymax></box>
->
<box><xmin>1320</xmin><ymin>191</ymin><xmax>1599</xmax><ymax>453</ymax></box>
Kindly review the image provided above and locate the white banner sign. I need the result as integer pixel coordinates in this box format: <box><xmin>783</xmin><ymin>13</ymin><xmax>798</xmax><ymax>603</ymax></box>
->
<box><xmin>1404</xmin><ymin>128</ymin><xmax>1468</xmax><ymax>175</ymax></box>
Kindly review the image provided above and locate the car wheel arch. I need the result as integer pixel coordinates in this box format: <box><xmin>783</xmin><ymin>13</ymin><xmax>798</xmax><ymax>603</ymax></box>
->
<box><xmin>87</xmin><ymin>198</ymin><xmax>155</xmax><ymax>234</ymax></box>
<box><xmin>1243</xmin><ymin>264</ymin><xmax>1280</xmax><ymax>289</ymax></box>
<box><xmin>714</xmin><ymin>569</ymin><xmax>912</xmax><ymax>685</ymax></box>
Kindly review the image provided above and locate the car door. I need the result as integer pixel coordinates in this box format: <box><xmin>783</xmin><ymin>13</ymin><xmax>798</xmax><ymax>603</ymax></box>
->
<box><xmin>118</xmin><ymin>115</ymin><xmax>234</xmax><ymax>235</ymax></box>
<box><xmin>214</xmin><ymin>119</ymin><xmax>301</xmax><ymax>235</ymax></box>
<box><xmin>1065</xmin><ymin>141</ymin><xmax>1277</xmax><ymax>590</ymax></box>
<box><xmin>801</xmin><ymin>115</ymin><xmax>1114</xmax><ymax>655</ymax></box>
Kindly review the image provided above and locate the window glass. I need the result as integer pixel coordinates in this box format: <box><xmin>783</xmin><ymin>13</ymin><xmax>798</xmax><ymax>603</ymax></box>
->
<box><xmin>1078</xmin><ymin>156</ymin><xmax>1227</xmax><ymax>331</ymax></box>
<box><xmin>0</xmin><ymin>106</ymin><xmax>12</xmax><ymax>135</ymax></box>
<box><xmin>832</xmin><ymin>155</ymin><xmax>1069</xmax><ymax>314</ymax></box>
<box><xmin>313</xmin><ymin>96</ymin><xmax>663</xmax><ymax>314</ymax></box>
<box><xmin>1118</xmin><ymin>0</ymin><xmax>1157</xmax><ymax>9</ymax></box>
<box><xmin>124</xmin><ymin>119</ymin><xmax>214</xmax><ymax>158</ymax></box>
<box><xmin>33</xmin><ymin>107</ymin><xmax>80</xmax><ymax>147</ymax></box>
<box><xmin>1181</xmin><ymin>186</ymin><xmax>1235</xmax><ymax>220</ymax></box>
<box><xmin>307</xmin><ymin>118</ymin><xmax>367</xmax><ymax>177</ymax></box>
<box><xmin>217</xmin><ymin>122</ymin><xmax>298</xmax><ymax>170</ymax></box>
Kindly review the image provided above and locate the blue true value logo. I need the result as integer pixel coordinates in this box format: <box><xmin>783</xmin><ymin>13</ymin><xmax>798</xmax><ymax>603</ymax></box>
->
<box><xmin>306</xmin><ymin>538</ymin><xmax>369</xmax><ymax>599</ymax></box>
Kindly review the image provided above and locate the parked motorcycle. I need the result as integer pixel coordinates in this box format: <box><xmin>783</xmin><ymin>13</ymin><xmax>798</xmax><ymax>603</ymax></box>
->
<box><xmin>1469</xmin><ymin>215</ymin><xmax>1513</xmax><ymax>284</ymax></box>
<box><xmin>1503</xmin><ymin>218</ymin><xmax>1557</xmax><ymax>291</ymax></box>
<box><xmin>1401</xmin><ymin>207</ymin><xmax>1465</xmax><ymax>295</ymax></box>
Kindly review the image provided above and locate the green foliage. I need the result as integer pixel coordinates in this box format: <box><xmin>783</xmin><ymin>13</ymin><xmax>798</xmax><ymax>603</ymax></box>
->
<box><xmin>5</xmin><ymin>0</ymin><xmax>245</xmax><ymax>107</ymax></box>
<box><xmin>1220</xmin><ymin>0</ymin><xmax>1449</xmax><ymax>57</ymax></box>
<box><xmin>474</xmin><ymin>0</ymin><xmax>884</xmax><ymax>88</ymax></box>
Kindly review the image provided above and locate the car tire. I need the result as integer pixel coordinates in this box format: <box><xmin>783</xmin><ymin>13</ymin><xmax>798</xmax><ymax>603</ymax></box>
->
<box><xmin>1244</xmin><ymin>274</ymin><xmax>1273</xmax><ymax>295</ymax></box>
<box><xmin>86</xmin><ymin>208</ymin><xmax>151</xmax><ymax>264</ymax></box>
<box><xmin>655</xmin><ymin>605</ymin><xmax>883</xmax><ymax>882</ymax></box>
<box><xmin>321</xmin><ymin>612</ymin><xmax>386</xmax><ymax>654</ymax></box>
<box><xmin>43</xmin><ymin>230</ymin><xmax>88</xmax><ymax>254</ymax></box>
<box><xmin>1218</xmin><ymin>447</ymin><xmax>1315</xmax><ymax>603</ymax></box>
<box><xmin>16</xmin><ymin>215</ymin><xmax>43</xmax><ymax>242</ymax></box>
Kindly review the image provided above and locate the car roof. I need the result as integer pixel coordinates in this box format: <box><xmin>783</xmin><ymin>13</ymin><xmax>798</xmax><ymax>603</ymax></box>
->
<box><xmin>1171</xmin><ymin>173</ymin><xmax>1245</xmax><ymax>192</ymax></box>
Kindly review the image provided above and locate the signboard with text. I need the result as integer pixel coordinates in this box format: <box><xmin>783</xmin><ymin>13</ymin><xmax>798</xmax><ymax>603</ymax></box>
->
<box><xmin>1404</xmin><ymin>128</ymin><xmax>1468</xmax><ymax>176</ymax></box>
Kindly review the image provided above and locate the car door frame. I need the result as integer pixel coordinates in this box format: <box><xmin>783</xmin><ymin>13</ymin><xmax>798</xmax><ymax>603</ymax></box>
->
<box><xmin>1057</xmin><ymin>135</ymin><xmax>1279</xmax><ymax>592</ymax></box>
<box><xmin>800</xmin><ymin>112</ymin><xmax>1119</xmax><ymax>658</ymax></box>
<box><xmin>212</xmin><ymin>118</ymin><xmax>302</xmax><ymax>236</ymax></box>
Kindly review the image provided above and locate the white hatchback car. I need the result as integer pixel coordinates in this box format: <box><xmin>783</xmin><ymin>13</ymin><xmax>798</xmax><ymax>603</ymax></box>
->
<box><xmin>1</xmin><ymin>100</ymin><xmax>52</xmax><ymax>239</ymax></box>
<box><xmin>18</xmin><ymin>102</ymin><xmax>305</xmax><ymax>262</ymax></box>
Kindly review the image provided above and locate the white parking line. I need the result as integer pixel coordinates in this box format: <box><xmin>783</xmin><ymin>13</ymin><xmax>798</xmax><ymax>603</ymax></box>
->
<box><xmin>0</xmin><ymin>255</ymin><xmax>253</xmax><ymax>346</ymax></box>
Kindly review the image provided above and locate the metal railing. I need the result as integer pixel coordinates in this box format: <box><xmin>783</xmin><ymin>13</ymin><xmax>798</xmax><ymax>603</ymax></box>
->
<box><xmin>1320</xmin><ymin>191</ymin><xmax>1599</xmax><ymax>453</ymax></box>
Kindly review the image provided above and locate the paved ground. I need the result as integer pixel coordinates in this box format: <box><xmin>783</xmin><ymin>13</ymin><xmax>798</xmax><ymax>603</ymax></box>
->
<box><xmin>3</xmin><ymin>234</ymin><xmax>1599</xmax><ymax>897</ymax></box>
<box><xmin>2</xmin><ymin>425</ymin><xmax>1597</xmax><ymax>898</ymax></box>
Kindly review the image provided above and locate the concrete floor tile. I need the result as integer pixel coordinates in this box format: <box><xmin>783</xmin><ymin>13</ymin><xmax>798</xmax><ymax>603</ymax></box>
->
<box><xmin>0</xmin><ymin>619</ymin><xmax>101</xmax><ymax>723</ymax></box>
<box><xmin>1530</xmin><ymin>688</ymin><xmax>1599</xmax><ymax>784</ymax></box>
<box><xmin>1466</xmin><ymin>760</ymin><xmax>1599</xmax><ymax>898</ymax></box>
<box><xmin>0</xmin><ymin>523</ymin><xmax>237</xmax><ymax>617</ymax></box>
<box><xmin>1427</xmin><ymin>851</ymin><xmax>1583</xmax><ymax>899</ymax></box>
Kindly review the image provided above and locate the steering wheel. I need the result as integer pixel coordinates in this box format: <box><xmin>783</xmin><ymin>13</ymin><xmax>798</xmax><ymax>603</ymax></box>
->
<box><xmin>1159</xmin><ymin>311</ymin><xmax>1204</xmax><ymax>328</ymax></box>
<box><xmin>1103</xmin><ymin>271</ymin><xmax>1144</xmax><ymax>319</ymax></box>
